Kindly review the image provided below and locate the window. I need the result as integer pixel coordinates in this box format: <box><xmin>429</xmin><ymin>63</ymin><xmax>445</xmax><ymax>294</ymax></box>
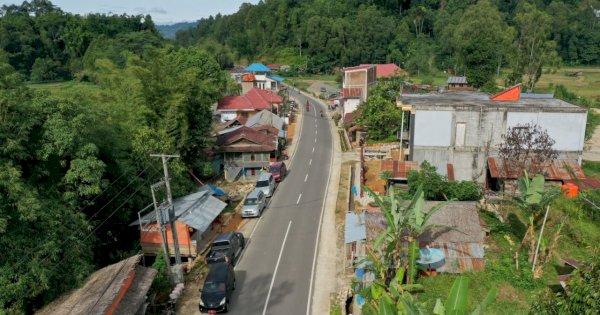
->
<box><xmin>251</xmin><ymin>169</ymin><xmax>256</xmax><ymax>176</ymax></box>
<box><xmin>455</xmin><ymin>123</ymin><xmax>466</xmax><ymax>147</ymax></box>
<box><xmin>251</xmin><ymin>154</ymin><xmax>256</xmax><ymax>161</ymax></box>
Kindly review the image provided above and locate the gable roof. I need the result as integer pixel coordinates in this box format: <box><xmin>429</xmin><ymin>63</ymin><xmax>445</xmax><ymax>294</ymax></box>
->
<box><xmin>217</xmin><ymin>88</ymin><xmax>283</xmax><ymax>111</ymax></box>
<box><xmin>245</xmin><ymin>63</ymin><xmax>271</xmax><ymax>72</ymax></box>
<box><xmin>360</xmin><ymin>63</ymin><xmax>405</xmax><ymax>78</ymax></box>
<box><xmin>343</xmin><ymin>64</ymin><xmax>374</xmax><ymax>72</ymax></box>
<box><xmin>217</xmin><ymin>126</ymin><xmax>278</xmax><ymax>152</ymax></box>
<box><xmin>267</xmin><ymin>64</ymin><xmax>280</xmax><ymax>70</ymax></box>
<box><xmin>246</xmin><ymin>109</ymin><xmax>284</xmax><ymax>130</ymax></box>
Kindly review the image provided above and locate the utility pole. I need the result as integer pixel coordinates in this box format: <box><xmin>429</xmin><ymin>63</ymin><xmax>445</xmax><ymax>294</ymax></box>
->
<box><xmin>150</xmin><ymin>182</ymin><xmax>171</xmax><ymax>279</ymax></box>
<box><xmin>150</xmin><ymin>153</ymin><xmax>183</xmax><ymax>283</ymax></box>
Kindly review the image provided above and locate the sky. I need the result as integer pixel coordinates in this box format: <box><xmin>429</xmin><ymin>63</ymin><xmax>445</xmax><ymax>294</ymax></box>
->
<box><xmin>2</xmin><ymin>0</ymin><xmax>260</xmax><ymax>24</ymax></box>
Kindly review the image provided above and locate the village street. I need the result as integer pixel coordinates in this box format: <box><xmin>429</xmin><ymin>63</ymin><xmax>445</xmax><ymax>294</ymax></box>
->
<box><xmin>221</xmin><ymin>89</ymin><xmax>335</xmax><ymax>315</ymax></box>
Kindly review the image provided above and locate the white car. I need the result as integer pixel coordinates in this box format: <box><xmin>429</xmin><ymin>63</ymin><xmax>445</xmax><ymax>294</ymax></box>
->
<box><xmin>241</xmin><ymin>189</ymin><xmax>267</xmax><ymax>218</ymax></box>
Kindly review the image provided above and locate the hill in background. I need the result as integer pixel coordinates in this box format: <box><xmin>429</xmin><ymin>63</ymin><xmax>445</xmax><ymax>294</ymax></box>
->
<box><xmin>157</xmin><ymin>21</ymin><xmax>199</xmax><ymax>39</ymax></box>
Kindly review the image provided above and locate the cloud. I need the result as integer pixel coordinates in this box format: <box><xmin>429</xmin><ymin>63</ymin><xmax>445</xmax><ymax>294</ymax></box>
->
<box><xmin>133</xmin><ymin>6</ymin><xmax>167</xmax><ymax>15</ymax></box>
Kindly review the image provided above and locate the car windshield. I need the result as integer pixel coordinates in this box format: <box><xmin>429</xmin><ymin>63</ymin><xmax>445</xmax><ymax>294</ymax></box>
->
<box><xmin>244</xmin><ymin>198</ymin><xmax>258</xmax><ymax>205</ymax></box>
<box><xmin>203</xmin><ymin>281</ymin><xmax>226</xmax><ymax>294</ymax></box>
<box><xmin>256</xmin><ymin>180</ymin><xmax>269</xmax><ymax>188</ymax></box>
<box><xmin>269</xmin><ymin>166</ymin><xmax>280</xmax><ymax>172</ymax></box>
<box><xmin>211</xmin><ymin>241</ymin><xmax>230</xmax><ymax>251</ymax></box>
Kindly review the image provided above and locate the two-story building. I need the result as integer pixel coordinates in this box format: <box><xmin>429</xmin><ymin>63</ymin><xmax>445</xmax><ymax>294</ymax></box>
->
<box><xmin>242</xmin><ymin>63</ymin><xmax>285</xmax><ymax>94</ymax></box>
<box><xmin>216</xmin><ymin>88</ymin><xmax>283</xmax><ymax>123</ymax></box>
<box><xmin>400</xmin><ymin>85</ymin><xmax>587</xmax><ymax>183</ymax></box>
<box><xmin>217</xmin><ymin>126</ymin><xmax>279</xmax><ymax>181</ymax></box>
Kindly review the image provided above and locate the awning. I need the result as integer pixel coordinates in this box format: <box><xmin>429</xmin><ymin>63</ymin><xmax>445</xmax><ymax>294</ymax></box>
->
<box><xmin>131</xmin><ymin>189</ymin><xmax>227</xmax><ymax>234</ymax></box>
<box><xmin>267</xmin><ymin>75</ymin><xmax>285</xmax><ymax>82</ymax></box>
<box><xmin>345</xmin><ymin>212</ymin><xmax>366</xmax><ymax>243</ymax></box>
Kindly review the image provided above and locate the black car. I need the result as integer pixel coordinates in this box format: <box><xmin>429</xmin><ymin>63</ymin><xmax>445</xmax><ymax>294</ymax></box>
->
<box><xmin>199</xmin><ymin>262</ymin><xmax>235</xmax><ymax>313</ymax></box>
<box><xmin>205</xmin><ymin>232</ymin><xmax>245</xmax><ymax>265</ymax></box>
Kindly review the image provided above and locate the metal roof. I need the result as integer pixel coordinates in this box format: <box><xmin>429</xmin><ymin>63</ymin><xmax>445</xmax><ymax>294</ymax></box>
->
<box><xmin>345</xmin><ymin>212</ymin><xmax>366</xmax><ymax>243</ymax></box>
<box><xmin>487</xmin><ymin>157</ymin><xmax>586</xmax><ymax>181</ymax></box>
<box><xmin>245</xmin><ymin>63</ymin><xmax>271</xmax><ymax>72</ymax></box>
<box><xmin>131</xmin><ymin>189</ymin><xmax>227</xmax><ymax>234</ymax></box>
<box><xmin>447</xmin><ymin>76</ymin><xmax>467</xmax><ymax>84</ymax></box>
<box><xmin>267</xmin><ymin>74</ymin><xmax>284</xmax><ymax>82</ymax></box>
<box><xmin>245</xmin><ymin>109</ymin><xmax>284</xmax><ymax>130</ymax></box>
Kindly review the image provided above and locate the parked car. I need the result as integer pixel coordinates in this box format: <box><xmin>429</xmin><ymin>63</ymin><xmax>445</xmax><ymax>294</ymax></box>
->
<box><xmin>255</xmin><ymin>173</ymin><xmax>276</xmax><ymax>197</ymax></box>
<box><xmin>205</xmin><ymin>232</ymin><xmax>245</xmax><ymax>265</ymax></box>
<box><xmin>241</xmin><ymin>189</ymin><xmax>267</xmax><ymax>218</ymax></box>
<box><xmin>269</xmin><ymin>162</ymin><xmax>287</xmax><ymax>182</ymax></box>
<box><xmin>199</xmin><ymin>262</ymin><xmax>235</xmax><ymax>313</ymax></box>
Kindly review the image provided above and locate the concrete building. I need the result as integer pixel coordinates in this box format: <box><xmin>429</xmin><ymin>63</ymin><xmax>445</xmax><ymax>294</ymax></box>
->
<box><xmin>342</xmin><ymin>64</ymin><xmax>377</xmax><ymax>103</ymax></box>
<box><xmin>399</xmin><ymin>88</ymin><xmax>587</xmax><ymax>183</ymax></box>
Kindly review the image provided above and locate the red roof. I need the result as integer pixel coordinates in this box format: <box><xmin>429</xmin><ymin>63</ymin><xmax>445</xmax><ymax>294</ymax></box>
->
<box><xmin>360</xmin><ymin>63</ymin><xmax>405</xmax><ymax>78</ymax></box>
<box><xmin>217</xmin><ymin>88</ymin><xmax>283</xmax><ymax>111</ymax></box>
<box><xmin>487</xmin><ymin>157</ymin><xmax>585</xmax><ymax>181</ymax></box>
<box><xmin>267</xmin><ymin>64</ymin><xmax>280</xmax><ymax>70</ymax></box>
<box><xmin>217</xmin><ymin>126</ymin><xmax>277</xmax><ymax>152</ymax></box>
<box><xmin>381</xmin><ymin>160</ymin><xmax>420</xmax><ymax>179</ymax></box>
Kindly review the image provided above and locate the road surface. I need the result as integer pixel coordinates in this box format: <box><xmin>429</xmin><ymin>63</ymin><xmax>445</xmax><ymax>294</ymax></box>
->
<box><xmin>228</xmin><ymin>89</ymin><xmax>333</xmax><ymax>315</ymax></box>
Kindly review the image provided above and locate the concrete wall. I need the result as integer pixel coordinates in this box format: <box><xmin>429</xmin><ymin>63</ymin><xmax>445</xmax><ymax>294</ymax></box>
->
<box><xmin>343</xmin><ymin>98</ymin><xmax>361</xmax><ymax>117</ymax></box>
<box><xmin>411</xmin><ymin>106</ymin><xmax>586</xmax><ymax>182</ymax></box>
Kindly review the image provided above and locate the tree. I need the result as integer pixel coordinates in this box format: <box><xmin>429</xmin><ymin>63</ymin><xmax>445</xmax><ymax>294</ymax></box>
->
<box><xmin>511</xmin><ymin>2</ymin><xmax>561</xmax><ymax>91</ymax></box>
<box><xmin>530</xmin><ymin>256</ymin><xmax>600</xmax><ymax>314</ymax></box>
<box><xmin>498</xmin><ymin>123</ymin><xmax>558</xmax><ymax>179</ymax></box>
<box><xmin>452</xmin><ymin>0</ymin><xmax>513</xmax><ymax>88</ymax></box>
<box><xmin>355</xmin><ymin>83</ymin><xmax>403</xmax><ymax>141</ymax></box>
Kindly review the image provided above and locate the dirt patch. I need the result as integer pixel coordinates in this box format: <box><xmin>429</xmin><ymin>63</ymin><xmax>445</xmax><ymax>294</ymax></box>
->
<box><xmin>364</xmin><ymin>160</ymin><xmax>386</xmax><ymax>194</ymax></box>
<box><xmin>496</xmin><ymin>283</ymin><xmax>529</xmax><ymax>309</ymax></box>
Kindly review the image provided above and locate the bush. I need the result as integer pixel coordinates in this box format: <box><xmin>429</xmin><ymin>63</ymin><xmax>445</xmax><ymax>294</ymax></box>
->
<box><xmin>407</xmin><ymin>161</ymin><xmax>481</xmax><ymax>201</ymax></box>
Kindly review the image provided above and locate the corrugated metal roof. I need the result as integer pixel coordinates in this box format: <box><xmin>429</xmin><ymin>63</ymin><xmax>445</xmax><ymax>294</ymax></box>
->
<box><xmin>132</xmin><ymin>189</ymin><xmax>226</xmax><ymax>234</ymax></box>
<box><xmin>245</xmin><ymin>63</ymin><xmax>271</xmax><ymax>72</ymax></box>
<box><xmin>245</xmin><ymin>109</ymin><xmax>284</xmax><ymax>130</ymax></box>
<box><xmin>345</xmin><ymin>212</ymin><xmax>366</xmax><ymax>243</ymax></box>
<box><xmin>447</xmin><ymin>76</ymin><xmax>467</xmax><ymax>84</ymax></box>
<box><xmin>487</xmin><ymin>157</ymin><xmax>585</xmax><ymax>181</ymax></box>
<box><xmin>425</xmin><ymin>242</ymin><xmax>485</xmax><ymax>273</ymax></box>
<box><xmin>267</xmin><ymin>74</ymin><xmax>284</xmax><ymax>82</ymax></box>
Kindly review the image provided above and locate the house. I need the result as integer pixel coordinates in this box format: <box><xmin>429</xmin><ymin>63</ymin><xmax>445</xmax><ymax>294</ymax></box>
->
<box><xmin>241</xmin><ymin>63</ymin><xmax>285</xmax><ymax>93</ymax></box>
<box><xmin>399</xmin><ymin>84</ymin><xmax>587</xmax><ymax>183</ymax></box>
<box><xmin>217</xmin><ymin>88</ymin><xmax>283</xmax><ymax>123</ymax></box>
<box><xmin>447</xmin><ymin>76</ymin><xmax>471</xmax><ymax>91</ymax></box>
<box><xmin>267</xmin><ymin>63</ymin><xmax>280</xmax><ymax>71</ymax></box>
<box><xmin>359</xmin><ymin>63</ymin><xmax>407</xmax><ymax>79</ymax></box>
<box><xmin>217</xmin><ymin>126</ymin><xmax>279</xmax><ymax>182</ymax></box>
<box><xmin>229</xmin><ymin>66</ymin><xmax>246</xmax><ymax>83</ymax></box>
<box><xmin>36</xmin><ymin>254</ymin><xmax>157</xmax><ymax>315</ymax></box>
<box><xmin>130</xmin><ymin>187</ymin><xmax>227</xmax><ymax>258</ymax></box>
<box><xmin>365</xmin><ymin>201</ymin><xmax>487</xmax><ymax>274</ymax></box>
<box><xmin>342</xmin><ymin>64</ymin><xmax>377</xmax><ymax>103</ymax></box>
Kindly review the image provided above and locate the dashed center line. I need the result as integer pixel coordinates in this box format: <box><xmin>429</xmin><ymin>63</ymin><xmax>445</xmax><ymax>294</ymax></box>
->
<box><xmin>312</xmin><ymin>147</ymin><xmax>315</xmax><ymax>152</ymax></box>
<box><xmin>309</xmin><ymin>159</ymin><xmax>312</xmax><ymax>165</ymax></box>
<box><xmin>297</xmin><ymin>194</ymin><xmax>302</xmax><ymax>204</ymax></box>
<box><xmin>304</xmin><ymin>174</ymin><xmax>308</xmax><ymax>182</ymax></box>
<box><xmin>314</xmin><ymin>138</ymin><xmax>317</xmax><ymax>143</ymax></box>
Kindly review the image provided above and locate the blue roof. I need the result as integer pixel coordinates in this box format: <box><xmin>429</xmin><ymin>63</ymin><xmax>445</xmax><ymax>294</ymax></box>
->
<box><xmin>345</xmin><ymin>212</ymin><xmax>366</xmax><ymax>243</ymax></box>
<box><xmin>267</xmin><ymin>74</ymin><xmax>284</xmax><ymax>82</ymax></box>
<box><xmin>245</xmin><ymin>63</ymin><xmax>271</xmax><ymax>73</ymax></box>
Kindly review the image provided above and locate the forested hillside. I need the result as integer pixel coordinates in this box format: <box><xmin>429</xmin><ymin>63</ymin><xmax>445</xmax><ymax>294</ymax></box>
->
<box><xmin>177</xmin><ymin>0</ymin><xmax>600</xmax><ymax>89</ymax></box>
<box><xmin>0</xmin><ymin>1</ymin><xmax>231</xmax><ymax>312</ymax></box>
<box><xmin>156</xmin><ymin>21</ymin><xmax>199</xmax><ymax>39</ymax></box>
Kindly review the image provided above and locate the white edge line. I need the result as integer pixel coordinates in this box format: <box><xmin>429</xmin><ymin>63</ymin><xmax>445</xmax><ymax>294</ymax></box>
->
<box><xmin>296</xmin><ymin>193</ymin><xmax>302</xmax><ymax>204</ymax></box>
<box><xmin>306</xmin><ymin>99</ymin><xmax>334</xmax><ymax>315</ymax></box>
<box><xmin>263</xmin><ymin>220</ymin><xmax>292</xmax><ymax>315</ymax></box>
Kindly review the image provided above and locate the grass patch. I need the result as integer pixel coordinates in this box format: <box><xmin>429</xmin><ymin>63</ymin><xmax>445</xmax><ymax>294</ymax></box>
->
<box><xmin>582</xmin><ymin>160</ymin><xmax>600</xmax><ymax>178</ymax></box>
<box><xmin>586</xmin><ymin>110</ymin><xmax>600</xmax><ymax>140</ymax></box>
<box><xmin>289</xmin><ymin>80</ymin><xmax>310</xmax><ymax>92</ymax></box>
<box><xmin>409</xmin><ymin>73</ymin><xmax>448</xmax><ymax>86</ymax></box>
<box><xmin>535</xmin><ymin>67</ymin><xmax>600</xmax><ymax>99</ymax></box>
<box><xmin>27</xmin><ymin>80</ymin><xmax>102</xmax><ymax>100</ymax></box>
<box><xmin>338</xmin><ymin>130</ymin><xmax>349</xmax><ymax>152</ymax></box>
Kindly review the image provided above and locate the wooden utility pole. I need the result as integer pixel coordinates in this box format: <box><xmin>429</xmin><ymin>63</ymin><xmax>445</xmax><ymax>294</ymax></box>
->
<box><xmin>150</xmin><ymin>153</ymin><xmax>183</xmax><ymax>283</ymax></box>
<box><xmin>150</xmin><ymin>182</ymin><xmax>171</xmax><ymax>278</ymax></box>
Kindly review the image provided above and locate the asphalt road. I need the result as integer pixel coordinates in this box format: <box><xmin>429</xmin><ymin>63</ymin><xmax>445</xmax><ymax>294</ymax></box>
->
<box><xmin>228</xmin><ymin>89</ymin><xmax>333</xmax><ymax>315</ymax></box>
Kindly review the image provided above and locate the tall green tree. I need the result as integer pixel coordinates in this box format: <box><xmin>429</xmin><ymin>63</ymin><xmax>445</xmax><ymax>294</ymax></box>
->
<box><xmin>453</xmin><ymin>0</ymin><xmax>513</xmax><ymax>88</ymax></box>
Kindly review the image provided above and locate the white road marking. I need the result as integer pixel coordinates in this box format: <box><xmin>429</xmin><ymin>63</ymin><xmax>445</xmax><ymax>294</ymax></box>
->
<box><xmin>316</xmin><ymin>129</ymin><xmax>318</xmax><ymax>134</ymax></box>
<box><xmin>306</xmin><ymin>108</ymin><xmax>334</xmax><ymax>315</ymax></box>
<box><xmin>314</xmin><ymin>137</ymin><xmax>317</xmax><ymax>143</ymax></box>
<box><xmin>263</xmin><ymin>221</ymin><xmax>292</xmax><ymax>315</ymax></box>
<box><xmin>312</xmin><ymin>147</ymin><xmax>315</xmax><ymax>152</ymax></box>
<box><xmin>297</xmin><ymin>194</ymin><xmax>302</xmax><ymax>204</ymax></box>
<box><xmin>309</xmin><ymin>159</ymin><xmax>312</xmax><ymax>165</ymax></box>
<box><xmin>305</xmin><ymin>174</ymin><xmax>308</xmax><ymax>182</ymax></box>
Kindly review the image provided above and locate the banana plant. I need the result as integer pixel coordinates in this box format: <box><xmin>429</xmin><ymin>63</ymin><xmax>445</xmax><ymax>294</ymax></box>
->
<box><xmin>433</xmin><ymin>276</ymin><xmax>498</xmax><ymax>315</ymax></box>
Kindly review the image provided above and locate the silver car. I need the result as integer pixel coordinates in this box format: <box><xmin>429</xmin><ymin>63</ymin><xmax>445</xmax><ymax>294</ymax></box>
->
<box><xmin>241</xmin><ymin>189</ymin><xmax>266</xmax><ymax>218</ymax></box>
